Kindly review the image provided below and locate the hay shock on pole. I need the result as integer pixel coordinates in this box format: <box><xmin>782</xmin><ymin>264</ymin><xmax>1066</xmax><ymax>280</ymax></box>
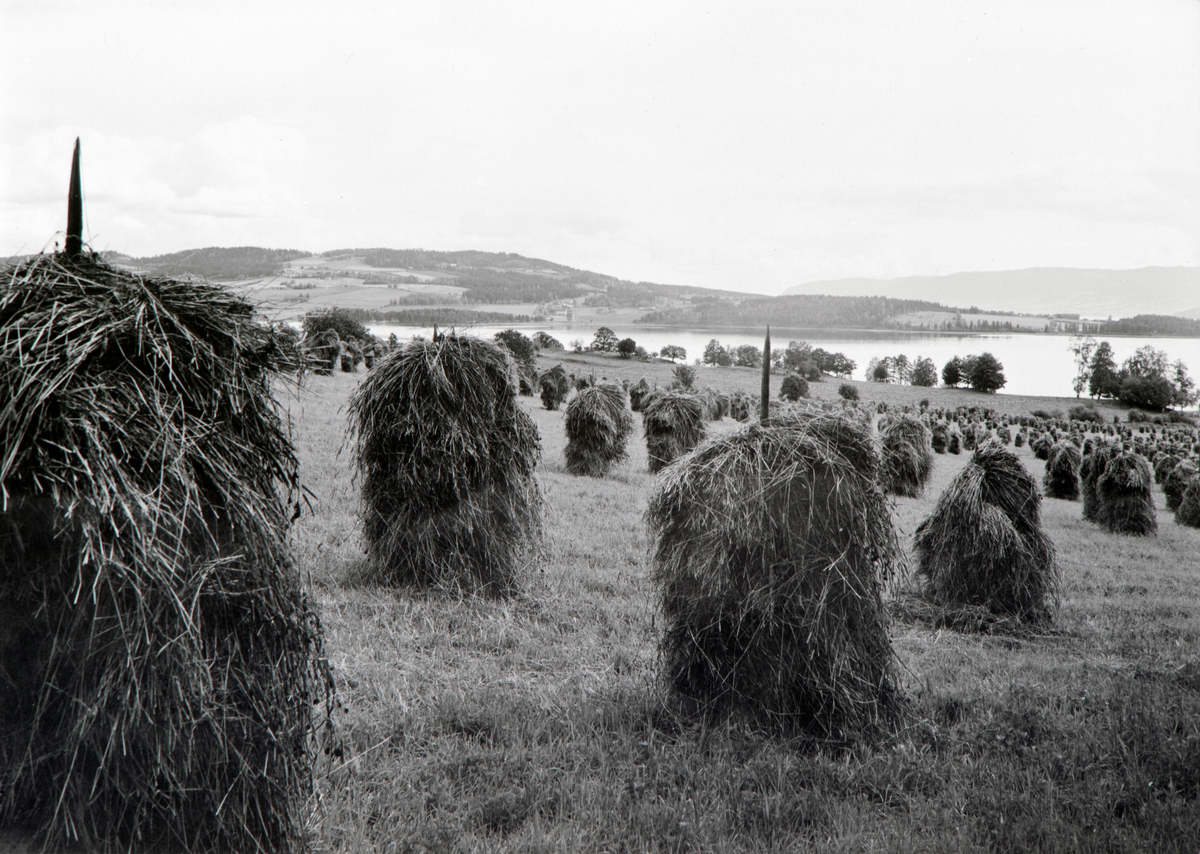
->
<box><xmin>65</xmin><ymin>138</ymin><xmax>83</xmax><ymax>258</ymax></box>
<box><xmin>760</xmin><ymin>326</ymin><xmax>771</xmax><ymax>425</ymax></box>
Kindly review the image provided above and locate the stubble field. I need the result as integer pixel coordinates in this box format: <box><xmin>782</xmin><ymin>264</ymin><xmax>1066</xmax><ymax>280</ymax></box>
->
<box><xmin>292</xmin><ymin>356</ymin><xmax>1199</xmax><ymax>854</ymax></box>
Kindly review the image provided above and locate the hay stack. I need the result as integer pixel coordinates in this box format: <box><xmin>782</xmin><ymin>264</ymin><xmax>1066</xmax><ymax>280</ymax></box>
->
<box><xmin>780</xmin><ymin>372</ymin><xmax>808</xmax><ymax>401</ymax></box>
<box><xmin>564</xmin><ymin>382</ymin><xmax>634</xmax><ymax>477</ymax></box>
<box><xmin>348</xmin><ymin>332</ymin><xmax>543</xmax><ymax>595</ymax></box>
<box><xmin>305</xmin><ymin>328</ymin><xmax>342</xmax><ymax>375</ymax></box>
<box><xmin>643</xmin><ymin>392</ymin><xmax>707</xmax><ymax>473</ymax></box>
<box><xmin>728</xmin><ymin>392</ymin><xmax>752</xmax><ymax>422</ymax></box>
<box><xmin>1042</xmin><ymin>441</ymin><xmax>1082</xmax><ymax>500</ymax></box>
<box><xmin>539</xmin><ymin>364</ymin><xmax>570</xmax><ymax>410</ymax></box>
<box><xmin>1096</xmin><ymin>452</ymin><xmax>1157</xmax><ymax>535</ymax></box>
<box><xmin>947</xmin><ymin>428</ymin><xmax>962</xmax><ymax>455</ymax></box>
<box><xmin>930</xmin><ymin>421</ymin><xmax>948</xmax><ymax>454</ymax></box>
<box><xmin>880</xmin><ymin>415</ymin><xmax>933</xmax><ymax>497</ymax></box>
<box><xmin>1163</xmin><ymin>458</ymin><xmax>1198</xmax><ymax>512</ymax></box>
<box><xmin>0</xmin><ymin>253</ymin><xmax>331</xmax><ymax>853</ymax></box>
<box><xmin>1175</xmin><ymin>477</ymin><xmax>1200</xmax><ymax>528</ymax></box>
<box><xmin>913</xmin><ymin>441</ymin><xmax>1059</xmax><ymax>623</ymax></box>
<box><xmin>646</xmin><ymin>412</ymin><xmax>904</xmax><ymax>738</ymax></box>
<box><xmin>629</xmin><ymin>377</ymin><xmax>653</xmax><ymax>412</ymax></box>
<box><xmin>1081</xmin><ymin>443</ymin><xmax>1117</xmax><ymax>522</ymax></box>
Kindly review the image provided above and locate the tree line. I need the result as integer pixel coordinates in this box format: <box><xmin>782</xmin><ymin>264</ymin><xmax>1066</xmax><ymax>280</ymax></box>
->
<box><xmin>1068</xmin><ymin>336</ymin><xmax>1196</xmax><ymax>411</ymax></box>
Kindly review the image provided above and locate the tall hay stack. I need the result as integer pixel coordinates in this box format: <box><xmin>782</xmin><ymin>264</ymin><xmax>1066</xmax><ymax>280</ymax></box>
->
<box><xmin>913</xmin><ymin>441</ymin><xmax>1059</xmax><ymax>623</ymax></box>
<box><xmin>1081</xmin><ymin>443</ymin><xmax>1117</xmax><ymax>523</ymax></box>
<box><xmin>628</xmin><ymin>377</ymin><xmax>653</xmax><ymax>412</ymax></box>
<box><xmin>646</xmin><ymin>412</ymin><xmax>904</xmax><ymax>739</ymax></box>
<box><xmin>1043</xmin><ymin>441</ymin><xmax>1083</xmax><ymax>500</ymax></box>
<box><xmin>930</xmin><ymin>421</ymin><xmax>948</xmax><ymax>454</ymax></box>
<box><xmin>0</xmin><ymin>252</ymin><xmax>332</xmax><ymax>853</ymax></box>
<box><xmin>564</xmin><ymin>382</ymin><xmax>634</xmax><ymax>477</ymax></box>
<box><xmin>348</xmin><ymin>332</ymin><xmax>544</xmax><ymax>595</ymax></box>
<box><xmin>879</xmin><ymin>414</ymin><xmax>933</xmax><ymax>497</ymax></box>
<box><xmin>1096</xmin><ymin>451</ymin><xmax>1157</xmax><ymax>536</ymax></box>
<box><xmin>643</xmin><ymin>392</ymin><xmax>707</xmax><ymax>474</ymax></box>
<box><xmin>539</xmin><ymin>364</ymin><xmax>570</xmax><ymax>410</ymax></box>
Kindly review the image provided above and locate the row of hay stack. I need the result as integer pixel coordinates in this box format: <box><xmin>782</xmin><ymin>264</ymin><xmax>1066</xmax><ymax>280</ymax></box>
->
<box><xmin>0</xmin><ymin>252</ymin><xmax>332</xmax><ymax>853</ymax></box>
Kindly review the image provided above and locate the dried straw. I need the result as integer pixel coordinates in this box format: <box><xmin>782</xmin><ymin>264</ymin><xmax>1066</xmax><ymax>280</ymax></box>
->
<box><xmin>645</xmin><ymin>411</ymin><xmax>904</xmax><ymax>740</ymax></box>
<box><xmin>1096</xmin><ymin>451</ymin><xmax>1157</xmax><ymax>536</ymax></box>
<box><xmin>879</xmin><ymin>414</ymin><xmax>933</xmax><ymax>497</ymax></box>
<box><xmin>643</xmin><ymin>392</ymin><xmax>707</xmax><ymax>474</ymax></box>
<box><xmin>0</xmin><ymin>253</ymin><xmax>330</xmax><ymax>853</ymax></box>
<box><xmin>913</xmin><ymin>441</ymin><xmax>1059</xmax><ymax>623</ymax></box>
<box><xmin>564</xmin><ymin>382</ymin><xmax>634</xmax><ymax>477</ymax></box>
<box><xmin>348</xmin><ymin>332</ymin><xmax>544</xmax><ymax>595</ymax></box>
<box><xmin>1042</xmin><ymin>441</ymin><xmax>1082</xmax><ymax>501</ymax></box>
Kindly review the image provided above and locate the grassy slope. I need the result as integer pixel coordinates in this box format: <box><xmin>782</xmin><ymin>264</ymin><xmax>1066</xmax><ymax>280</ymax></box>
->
<box><xmin>293</xmin><ymin>364</ymin><xmax>1199</xmax><ymax>854</ymax></box>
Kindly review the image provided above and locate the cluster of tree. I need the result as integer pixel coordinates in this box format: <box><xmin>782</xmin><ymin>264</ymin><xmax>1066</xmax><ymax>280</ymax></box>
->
<box><xmin>864</xmin><ymin>355</ymin><xmax>938</xmax><ymax>386</ymax></box>
<box><xmin>301</xmin><ymin>307</ymin><xmax>372</xmax><ymax>344</ymax></box>
<box><xmin>639</xmin><ymin>294</ymin><xmax>953</xmax><ymax>329</ymax></box>
<box><xmin>1069</xmin><ymin>336</ymin><xmax>1197</xmax><ymax>411</ymax></box>
<box><xmin>698</xmin><ymin>338</ymin><xmax>855</xmax><ymax>377</ymax></box>
<box><xmin>131</xmin><ymin>246</ymin><xmax>310</xmax><ymax>279</ymax></box>
<box><xmin>1095</xmin><ymin>315</ymin><xmax>1200</xmax><ymax>337</ymax></box>
<box><xmin>940</xmin><ymin>353</ymin><xmax>1007</xmax><ymax>393</ymax></box>
<box><xmin>588</xmin><ymin>327</ymin><xmax>650</xmax><ymax>360</ymax></box>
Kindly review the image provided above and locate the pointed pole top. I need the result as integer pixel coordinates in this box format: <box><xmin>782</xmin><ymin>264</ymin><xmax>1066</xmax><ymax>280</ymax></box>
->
<box><xmin>760</xmin><ymin>325</ymin><xmax>771</xmax><ymax>426</ymax></box>
<box><xmin>65</xmin><ymin>138</ymin><xmax>83</xmax><ymax>259</ymax></box>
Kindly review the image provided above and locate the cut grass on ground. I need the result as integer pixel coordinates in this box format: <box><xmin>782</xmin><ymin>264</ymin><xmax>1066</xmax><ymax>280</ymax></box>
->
<box><xmin>294</xmin><ymin>368</ymin><xmax>1199</xmax><ymax>854</ymax></box>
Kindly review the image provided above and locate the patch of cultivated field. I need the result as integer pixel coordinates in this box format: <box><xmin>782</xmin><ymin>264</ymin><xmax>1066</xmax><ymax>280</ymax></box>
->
<box><xmin>292</xmin><ymin>367</ymin><xmax>1199</xmax><ymax>854</ymax></box>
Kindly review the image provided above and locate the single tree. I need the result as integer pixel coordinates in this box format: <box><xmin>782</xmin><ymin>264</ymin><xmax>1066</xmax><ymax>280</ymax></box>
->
<box><xmin>1088</xmin><ymin>342</ymin><xmax>1120</xmax><ymax>398</ymax></box>
<box><xmin>941</xmin><ymin>357</ymin><xmax>963</xmax><ymax>388</ymax></box>
<box><xmin>494</xmin><ymin>329</ymin><xmax>536</xmax><ymax>369</ymax></box>
<box><xmin>911</xmin><ymin>356</ymin><xmax>938</xmax><ymax>387</ymax></box>
<box><xmin>968</xmin><ymin>352</ymin><xmax>1006</xmax><ymax>393</ymax></box>
<box><xmin>660</xmin><ymin>344</ymin><xmax>687</xmax><ymax>363</ymax></box>
<box><xmin>734</xmin><ymin>344</ymin><xmax>762</xmax><ymax>368</ymax></box>
<box><xmin>591</xmin><ymin>327</ymin><xmax>619</xmax><ymax>352</ymax></box>
<box><xmin>616</xmin><ymin>337</ymin><xmax>638</xmax><ymax>359</ymax></box>
<box><xmin>1067</xmin><ymin>335</ymin><xmax>1097</xmax><ymax>398</ymax></box>
<box><xmin>703</xmin><ymin>339</ymin><xmax>732</xmax><ymax>367</ymax></box>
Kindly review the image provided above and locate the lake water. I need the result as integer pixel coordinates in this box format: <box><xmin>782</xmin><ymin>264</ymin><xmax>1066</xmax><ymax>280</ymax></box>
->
<box><xmin>365</xmin><ymin>321</ymin><xmax>1200</xmax><ymax>402</ymax></box>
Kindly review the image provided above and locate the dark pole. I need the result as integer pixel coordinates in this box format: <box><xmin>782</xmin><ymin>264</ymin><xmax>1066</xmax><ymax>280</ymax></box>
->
<box><xmin>760</xmin><ymin>325</ymin><xmax>771</xmax><ymax>425</ymax></box>
<box><xmin>65</xmin><ymin>138</ymin><xmax>83</xmax><ymax>258</ymax></box>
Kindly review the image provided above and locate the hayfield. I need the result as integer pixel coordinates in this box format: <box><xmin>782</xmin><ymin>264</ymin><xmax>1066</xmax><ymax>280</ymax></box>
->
<box><xmin>292</xmin><ymin>360</ymin><xmax>1200</xmax><ymax>854</ymax></box>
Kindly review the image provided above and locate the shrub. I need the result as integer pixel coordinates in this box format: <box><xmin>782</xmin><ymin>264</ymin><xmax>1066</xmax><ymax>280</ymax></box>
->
<box><xmin>672</xmin><ymin>363</ymin><xmax>698</xmax><ymax>391</ymax></box>
<box><xmin>1068</xmin><ymin>404</ymin><xmax>1103</xmax><ymax>423</ymax></box>
<box><xmin>838</xmin><ymin>383</ymin><xmax>859</xmax><ymax>401</ymax></box>
<box><xmin>780</xmin><ymin>372</ymin><xmax>809</xmax><ymax>401</ymax></box>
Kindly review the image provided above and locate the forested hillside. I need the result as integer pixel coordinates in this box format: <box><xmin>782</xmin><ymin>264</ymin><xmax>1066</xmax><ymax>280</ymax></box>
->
<box><xmin>1096</xmin><ymin>315</ymin><xmax>1200</xmax><ymax>336</ymax></box>
<box><xmin>638</xmin><ymin>294</ymin><xmax>952</xmax><ymax>329</ymax></box>
<box><xmin>129</xmin><ymin>246</ymin><xmax>309</xmax><ymax>278</ymax></box>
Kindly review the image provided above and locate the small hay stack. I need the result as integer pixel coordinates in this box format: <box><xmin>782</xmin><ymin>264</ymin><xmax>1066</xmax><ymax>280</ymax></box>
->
<box><xmin>1081</xmin><ymin>443</ymin><xmax>1117</xmax><ymax>523</ymax></box>
<box><xmin>643</xmin><ymin>392</ymin><xmax>707</xmax><ymax>474</ymax></box>
<box><xmin>913</xmin><ymin>441</ymin><xmax>1059</xmax><ymax>623</ymax></box>
<box><xmin>880</xmin><ymin>414</ymin><xmax>933</xmax><ymax>497</ymax></box>
<box><xmin>564</xmin><ymin>382</ymin><xmax>634</xmax><ymax>477</ymax></box>
<box><xmin>0</xmin><ymin>252</ymin><xmax>331</xmax><ymax>853</ymax></box>
<box><xmin>348</xmin><ymin>332</ymin><xmax>544</xmax><ymax>595</ymax></box>
<box><xmin>1175</xmin><ymin>477</ymin><xmax>1200</xmax><ymax>528</ymax></box>
<box><xmin>930</xmin><ymin>421</ymin><xmax>948</xmax><ymax>454</ymax></box>
<box><xmin>646</xmin><ymin>412</ymin><xmax>904</xmax><ymax>739</ymax></box>
<box><xmin>1043</xmin><ymin>441</ymin><xmax>1083</xmax><ymax>500</ymax></box>
<box><xmin>629</xmin><ymin>377</ymin><xmax>653</xmax><ymax>412</ymax></box>
<box><xmin>1097</xmin><ymin>451</ymin><xmax>1157</xmax><ymax>536</ymax></box>
<box><xmin>305</xmin><ymin>328</ymin><xmax>342</xmax><ymax>375</ymax></box>
<box><xmin>539</xmin><ymin>364</ymin><xmax>570</xmax><ymax>410</ymax></box>
<box><xmin>1163</xmin><ymin>458</ymin><xmax>1198</xmax><ymax>512</ymax></box>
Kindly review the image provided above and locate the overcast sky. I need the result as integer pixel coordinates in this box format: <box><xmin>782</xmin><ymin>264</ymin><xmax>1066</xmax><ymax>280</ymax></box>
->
<box><xmin>2</xmin><ymin>1</ymin><xmax>1197</xmax><ymax>294</ymax></box>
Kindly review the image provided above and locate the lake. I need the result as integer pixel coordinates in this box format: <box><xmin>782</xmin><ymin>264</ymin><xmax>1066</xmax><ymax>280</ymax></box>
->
<box><xmin>364</xmin><ymin>321</ymin><xmax>1200</xmax><ymax>402</ymax></box>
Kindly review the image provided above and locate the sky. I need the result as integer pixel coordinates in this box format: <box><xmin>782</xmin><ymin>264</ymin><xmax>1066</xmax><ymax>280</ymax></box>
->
<box><xmin>2</xmin><ymin>1</ymin><xmax>1198</xmax><ymax>295</ymax></box>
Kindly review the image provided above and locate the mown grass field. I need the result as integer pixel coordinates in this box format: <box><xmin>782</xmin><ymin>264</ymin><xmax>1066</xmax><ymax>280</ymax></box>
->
<box><xmin>291</xmin><ymin>357</ymin><xmax>1199</xmax><ymax>854</ymax></box>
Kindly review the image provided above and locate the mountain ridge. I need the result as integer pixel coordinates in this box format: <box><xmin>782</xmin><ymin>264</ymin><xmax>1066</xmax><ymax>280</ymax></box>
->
<box><xmin>783</xmin><ymin>266</ymin><xmax>1200</xmax><ymax>319</ymax></box>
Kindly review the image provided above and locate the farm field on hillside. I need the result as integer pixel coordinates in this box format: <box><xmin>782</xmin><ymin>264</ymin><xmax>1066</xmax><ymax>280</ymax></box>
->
<box><xmin>289</xmin><ymin>367</ymin><xmax>1200</xmax><ymax>854</ymax></box>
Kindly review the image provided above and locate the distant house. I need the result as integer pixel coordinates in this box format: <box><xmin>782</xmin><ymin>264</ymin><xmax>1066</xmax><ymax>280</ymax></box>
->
<box><xmin>1047</xmin><ymin>314</ymin><xmax>1102</xmax><ymax>333</ymax></box>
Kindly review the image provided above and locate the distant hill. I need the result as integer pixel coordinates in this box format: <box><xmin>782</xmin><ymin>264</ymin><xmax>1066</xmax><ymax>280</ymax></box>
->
<box><xmin>127</xmin><ymin>246</ymin><xmax>311</xmax><ymax>279</ymax></box>
<box><xmin>782</xmin><ymin>267</ymin><xmax>1200</xmax><ymax>320</ymax></box>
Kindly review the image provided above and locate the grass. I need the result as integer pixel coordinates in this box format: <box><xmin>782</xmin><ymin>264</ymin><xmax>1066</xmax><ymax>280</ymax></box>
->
<box><xmin>283</xmin><ymin>367</ymin><xmax>1200</xmax><ymax>854</ymax></box>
